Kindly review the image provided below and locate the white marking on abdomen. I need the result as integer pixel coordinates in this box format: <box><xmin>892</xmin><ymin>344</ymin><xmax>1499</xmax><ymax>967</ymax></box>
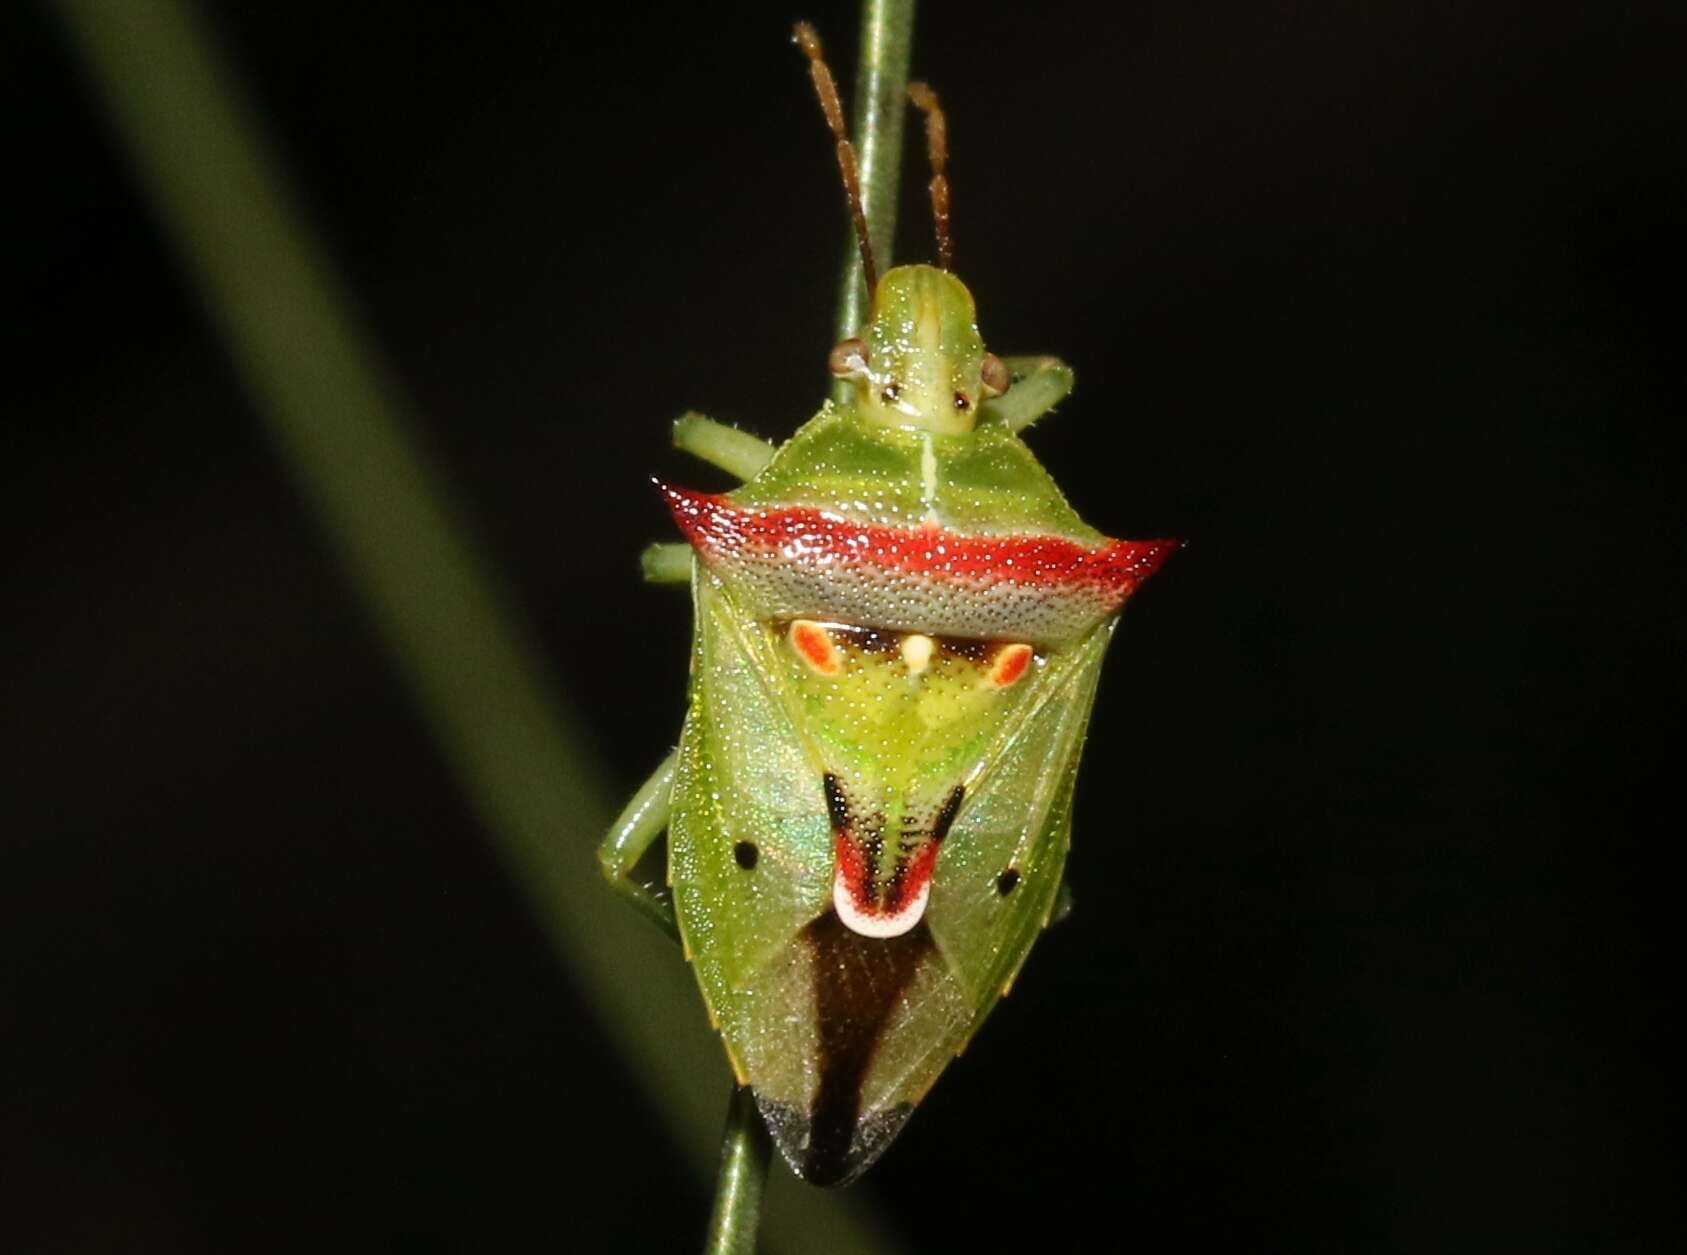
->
<box><xmin>834</xmin><ymin>875</ymin><xmax>931</xmax><ymax>938</ymax></box>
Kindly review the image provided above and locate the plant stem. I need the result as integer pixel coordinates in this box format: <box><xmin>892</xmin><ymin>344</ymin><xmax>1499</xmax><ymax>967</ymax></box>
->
<box><xmin>702</xmin><ymin>1086</ymin><xmax>774</xmax><ymax>1255</ymax></box>
<box><xmin>704</xmin><ymin>0</ymin><xmax>917</xmax><ymax>1246</ymax></box>
<box><xmin>54</xmin><ymin>2</ymin><xmax>901</xmax><ymax>1251</ymax></box>
<box><xmin>831</xmin><ymin>0</ymin><xmax>918</xmax><ymax>378</ymax></box>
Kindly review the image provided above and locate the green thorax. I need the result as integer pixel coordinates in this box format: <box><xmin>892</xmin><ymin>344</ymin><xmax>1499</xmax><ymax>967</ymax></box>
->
<box><xmin>731</xmin><ymin>266</ymin><xmax>1103</xmax><ymax>542</ymax></box>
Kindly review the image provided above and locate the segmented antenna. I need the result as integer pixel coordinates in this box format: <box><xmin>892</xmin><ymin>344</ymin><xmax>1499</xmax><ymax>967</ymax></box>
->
<box><xmin>793</xmin><ymin>22</ymin><xmax>878</xmax><ymax>297</ymax></box>
<box><xmin>907</xmin><ymin>81</ymin><xmax>953</xmax><ymax>271</ymax></box>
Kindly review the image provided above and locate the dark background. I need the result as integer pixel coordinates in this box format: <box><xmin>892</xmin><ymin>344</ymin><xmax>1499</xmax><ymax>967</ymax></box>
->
<box><xmin>6</xmin><ymin>0</ymin><xmax>1681</xmax><ymax>1249</ymax></box>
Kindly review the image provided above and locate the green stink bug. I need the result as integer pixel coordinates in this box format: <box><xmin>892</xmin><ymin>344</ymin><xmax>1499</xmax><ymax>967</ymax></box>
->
<box><xmin>601</xmin><ymin>24</ymin><xmax>1176</xmax><ymax>1186</ymax></box>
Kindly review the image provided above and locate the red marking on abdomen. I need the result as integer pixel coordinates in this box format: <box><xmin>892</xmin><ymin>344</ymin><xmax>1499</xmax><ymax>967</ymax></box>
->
<box><xmin>895</xmin><ymin>842</ymin><xmax>942</xmax><ymax>912</ymax></box>
<box><xmin>832</xmin><ymin>830</ymin><xmax>940</xmax><ymax>919</ymax></box>
<box><xmin>833</xmin><ymin>829</ymin><xmax>870</xmax><ymax>902</ymax></box>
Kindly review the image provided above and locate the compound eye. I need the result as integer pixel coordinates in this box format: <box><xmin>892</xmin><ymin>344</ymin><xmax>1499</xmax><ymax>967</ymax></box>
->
<box><xmin>828</xmin><ymin>337</ymin><xmax>870</xmax><ymax>378</ymax></box>
<box><xmin>980</xmin><ymin>352</ymin><xmax>1011</xmax><ymax>397</ymax></box>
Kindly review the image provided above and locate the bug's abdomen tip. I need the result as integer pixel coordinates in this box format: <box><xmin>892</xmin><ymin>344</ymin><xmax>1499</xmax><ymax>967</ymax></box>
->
<box><xmin>755</xmin><ymin>1093</ymin><xmax>916</xmax><ymax>1187</ymax></box>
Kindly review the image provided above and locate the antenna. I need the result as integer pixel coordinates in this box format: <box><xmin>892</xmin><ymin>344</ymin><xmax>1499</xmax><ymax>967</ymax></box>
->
<box><xmin>793</xmin><ymin>22</ymin><xmax>878</xmax><ymax>298</ymax></box>
<box><xmin>907</xmin><ymin>81</ymin><xmax>952</xmax><ymax>271</ymax></box>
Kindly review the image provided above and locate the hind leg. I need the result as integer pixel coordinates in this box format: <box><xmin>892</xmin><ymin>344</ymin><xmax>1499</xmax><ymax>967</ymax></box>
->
<box><xmin>598</xmin><ymin>749</ymin><xmax>680</xmax><ymax>941</ymax></box>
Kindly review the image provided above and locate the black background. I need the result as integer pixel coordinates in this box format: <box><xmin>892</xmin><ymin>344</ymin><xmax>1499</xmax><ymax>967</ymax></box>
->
<box><xmin>6</xmin><ymin>1</ymin><xmax>1682</xmax><ymax>1250</ymax></box>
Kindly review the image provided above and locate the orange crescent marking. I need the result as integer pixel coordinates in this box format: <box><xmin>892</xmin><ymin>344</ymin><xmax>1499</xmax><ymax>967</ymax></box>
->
<box><xmin>989</xmin><ymin>642</ymin><xmax>1034</xmax><ymax>687</ymax></box>
<box><xmin>790</xmin><ymin>620</ymin><xmax>841</xmax><ymax>674</ymax></box>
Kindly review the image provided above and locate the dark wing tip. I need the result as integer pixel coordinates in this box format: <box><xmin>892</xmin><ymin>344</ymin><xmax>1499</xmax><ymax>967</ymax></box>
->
<box><xmin>755</xmin><ymin>1092</ymin><xmax>916</xmax><ymax>1188</ymax></box>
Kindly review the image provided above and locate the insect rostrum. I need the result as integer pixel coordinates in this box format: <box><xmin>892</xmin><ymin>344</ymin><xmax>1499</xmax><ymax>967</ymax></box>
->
<box><xmin>600</xmin><ymin>29</ymin><xmax>1176</xmax><ymax>1188</ymax></box>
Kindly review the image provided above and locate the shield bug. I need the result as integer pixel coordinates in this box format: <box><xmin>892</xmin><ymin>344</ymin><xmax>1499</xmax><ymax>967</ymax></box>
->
<box><xmin>600</xmin><ymin>23</ymin><xmax>1177</xmax><ymax>1186</ymax></box>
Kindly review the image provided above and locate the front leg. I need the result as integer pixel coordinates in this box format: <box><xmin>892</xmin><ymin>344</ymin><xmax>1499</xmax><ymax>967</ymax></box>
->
<box><xmin>640</xmin><ymin>542</ymin><xmax>693</xmax><ymax>586</ymax></box>
<box><xmin>599</xmin><ymin>749</ymin><xmax>680</xmax><ymax>942</ymax></box>
<box><xmin>673</xmin><ymin>412</ymin><xmax>777</xmax><ymax>480</ymax></box>
<box><xmin>980</xmin><ymin>356</ymin><xmax>1075</xmax><ymax>433</ymax></box>
<box><xmin>636</xmin><ymin>412</ymin><xmax>777</xmax><ymax>589</ymax></box>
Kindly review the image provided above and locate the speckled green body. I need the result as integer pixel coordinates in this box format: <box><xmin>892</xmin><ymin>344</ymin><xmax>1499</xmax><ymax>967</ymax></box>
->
<box><xmin>732</xmin><ymin>400</ymin><xmax>1106</xmax><ymax>541</ymax></box>
<box><xmin>652</xmin><ymin>265</ymin><xmax>1172</xmax><ymax>1185</ymax></box>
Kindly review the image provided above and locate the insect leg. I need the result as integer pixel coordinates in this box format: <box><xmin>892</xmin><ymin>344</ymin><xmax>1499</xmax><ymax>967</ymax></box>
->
<box><xmin>673</xmin><ymin>412</ymin><xmax>776</xmax><ymax>481</ymax></box>
<box><xmin>979</xmin><ymin>356</ymin><xmax>1075</xmax><ymax>433</ymax></box>
<box><xmin>640</xmin><ymin>542</ymin><xmax>692</xmax><ymax>586</ymax></box>
<box><xmin>598</xmin><ymin>748</ymin><xmax>680</xmax><ymax>942</ymax></box>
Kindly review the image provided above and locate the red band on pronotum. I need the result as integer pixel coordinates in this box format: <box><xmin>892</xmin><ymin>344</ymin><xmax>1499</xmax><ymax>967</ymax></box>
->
<box><xmin>659</xmin><ymin>483</ymin><xmax>1178</xmax><ymax>641</ymax></box>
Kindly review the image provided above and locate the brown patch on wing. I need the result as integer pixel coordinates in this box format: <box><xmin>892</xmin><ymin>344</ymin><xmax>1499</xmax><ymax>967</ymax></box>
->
<box><xmin>797</xmin><ymin>909</ymin><xmax>934</xmax><ymax>1184</ymax></box>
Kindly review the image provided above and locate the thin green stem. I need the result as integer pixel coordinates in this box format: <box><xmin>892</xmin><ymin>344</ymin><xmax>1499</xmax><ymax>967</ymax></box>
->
<box><xmin>702</xmin><ymin>1086</ymin><xmax>774</xmax><ymax>1255</ymax></box>
<box><xmin>831</xmin><ymin>0</ymin><xmax>918</xmax><ymax>395</ymax></box>
<box><xmin>705</xmin><ymin>1</ymin><xmax>915</xmax><ymax>1248</ymax></box>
